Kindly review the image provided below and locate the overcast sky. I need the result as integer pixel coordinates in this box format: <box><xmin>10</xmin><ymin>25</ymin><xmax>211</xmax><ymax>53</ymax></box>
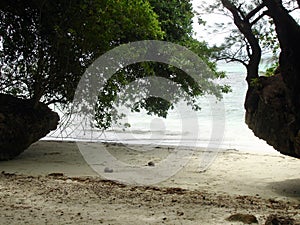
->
<box><xmin>191</xmin><ymin>0</ymin><xmax>231</xmax><ymax>45</ymax></box>
<box><xmin>191</xmin><ymin>0</ymin><xmax>300</xmax><ymax>46</ymax></box>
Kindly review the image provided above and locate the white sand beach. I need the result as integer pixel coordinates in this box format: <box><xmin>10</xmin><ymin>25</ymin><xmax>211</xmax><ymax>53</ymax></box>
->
<box><xmin>0</xmin><ymin>141</ymin><xmax>299</xmax><ymax>224</ymax></box>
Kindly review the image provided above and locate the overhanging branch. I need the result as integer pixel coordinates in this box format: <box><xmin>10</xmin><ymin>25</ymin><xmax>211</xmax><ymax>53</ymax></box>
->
<box><xmin>221</xmin><ymin>0</ymin><xmax>262</xmax><ymax>83</ymax></box>
<box><xmin>246</xmin><ymin>3</ymin><xmax>266</xmax><ymax>20</ymax></box>
<box><xmin>251</xmin><ymin>10</ymin><xmax>268</xmax><ymax>26</ymax></box>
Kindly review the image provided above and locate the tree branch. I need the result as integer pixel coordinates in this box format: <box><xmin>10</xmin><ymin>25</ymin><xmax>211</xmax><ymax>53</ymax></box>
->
<box><xmin>45</xmin><ymin>97</ymin><xmax>65</xmax><ymax>105</ymax></box>
<box><xmin>246</xmin><ymin>3</ymin><xmax>266</xmax><ymax>20</ymax></box>
<box><xmin>221</xmin><ymin>0</ymin><xmax>262</xmax><ymax>83</ymax></box>
<box><xmin>245</xmin><ymin>38</ymin><xmax>251</xmax><ymax>57</ymax></box>
<box><xmin>215</xmin><ymin>55</ymin><xmax>248</xmax><ymax>66</ymax></box>
<box><xmin>236</xmin><ymin>3</ymin><xmax>246</xmax><ymax>20</ymax></box>
<box><xmin>250</xmin><ymin>10</ymin><xmax>268</xmax><ymax>26</ymax></box>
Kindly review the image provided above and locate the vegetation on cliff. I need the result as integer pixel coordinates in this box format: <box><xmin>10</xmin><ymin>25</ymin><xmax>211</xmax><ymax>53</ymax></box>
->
<box><xmin>201</xmin><ymin>0</ymin><xmax>300</xmax><ymax>158</ymax></box>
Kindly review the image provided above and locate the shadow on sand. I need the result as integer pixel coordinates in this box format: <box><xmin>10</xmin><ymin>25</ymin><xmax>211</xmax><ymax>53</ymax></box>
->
<box><xmin>267</xmin><ymin>179</ymin><xmax>300</xmax><ymax>200</ymax></box>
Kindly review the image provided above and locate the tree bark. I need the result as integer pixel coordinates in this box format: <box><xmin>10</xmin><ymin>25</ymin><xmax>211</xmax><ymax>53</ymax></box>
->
<box><xmin>221</xmin><ymin>0</ymin><xmax>262</xmax><ymax>84</ymax></box>
<box><xmin>221</xmin><ymin>0</ymin><xmax>264</xmax><ymax>117</ymax></box>
<box><xmin>264</xmin><ymin>0</ymin><xmax>300</xmax><ymax>107</ymax></box>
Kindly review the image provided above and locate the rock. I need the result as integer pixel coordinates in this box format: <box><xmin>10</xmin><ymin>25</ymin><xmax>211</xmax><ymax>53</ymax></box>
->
<box><xmin>226</xmin><ymin>213</ymin><xmax>258</xmax><ymax>224</ymax></box>
<box><xmin>104</xmin><ymin>167</ymin><xmax>113</xmax><ymax>173</ymax></box>
<box><xmin>0</xmin><ymin>94</ymin><xmax>59</xmax><ymax>160</ymax></box>
<box><xmin>245</xmin><ymin>74</ymin><xmax>300</xmax><ymax>158</ymax></box>
<box><xmin>265</xmin><ymin>214</ymin><xmax>295</xmax><ymax>225</ymax></box>
<box><xmin>47</xmin><ymin>173</ymin><xmax>64</xmax><ymax>177</ymax></box>
<box><xmin>147</xmin><ymin>161</ymin><xmax>155</xmax><ymax>167</ymax></box>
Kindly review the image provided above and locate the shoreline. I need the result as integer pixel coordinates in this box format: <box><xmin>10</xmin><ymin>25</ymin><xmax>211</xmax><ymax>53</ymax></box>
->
<box><xmin>44</xmin><ymin>136</ymin><xmax>280</xmax><ymax>156</ymax></box>
<box><xmin>0</xmin><ymin>140</ymin><xmax>299</xmax><ymax>224</ymax></box>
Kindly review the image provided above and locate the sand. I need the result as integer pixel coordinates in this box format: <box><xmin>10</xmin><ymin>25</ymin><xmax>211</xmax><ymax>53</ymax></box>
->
<box><xmin>0</xmin><ymin>141</ymin><xmax>299</xmax><ymax>224</ymax></box>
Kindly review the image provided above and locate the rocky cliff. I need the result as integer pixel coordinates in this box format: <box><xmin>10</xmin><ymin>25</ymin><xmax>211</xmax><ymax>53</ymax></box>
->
<box><xmin>245</xmin><ymin>73</ymin><xmax>300</xmax><ymax>158</ymax></box>
<box><xmin>0</xmin><ymin>94</ymin><xmax>59</xmax><ymax>160</ymax></box>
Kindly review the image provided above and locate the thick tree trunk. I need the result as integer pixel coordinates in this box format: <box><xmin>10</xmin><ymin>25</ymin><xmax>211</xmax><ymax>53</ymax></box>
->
<box><xmin>245</xmin><ymin>0</ymin><xmax>300</xmax><ymax>158</ymax></box>
<box><xmin>0</xmin><ymin>94</ymin><xmax>59</xmax><ymax>160</ymax></box>
<box><xmin>264</xmin><ymin>0</ymin><xmax>300</xmax><ymax>93</ymax></box>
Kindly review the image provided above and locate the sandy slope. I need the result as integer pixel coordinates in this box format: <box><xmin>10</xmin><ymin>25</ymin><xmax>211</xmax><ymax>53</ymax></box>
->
<box><xmin>0</xmin><ymin>141</ymin><xmax>299</xmax><ymax>224</ymax></box>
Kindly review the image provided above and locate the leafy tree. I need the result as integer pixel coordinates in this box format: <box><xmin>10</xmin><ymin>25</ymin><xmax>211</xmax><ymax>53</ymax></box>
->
<box><xmin>1</xmin><ymin>0</ymin><xmax>226</xmax><ymax>131</ymax></box>
<box><xmin>0</xmin><ymin>0</ymin><xmax>164</xmax><ymax>106</ymax></box>
<box><xmin>93</xmin><ymin>0</ymin><xmax>228</xmax><ymax>129</ymax></box>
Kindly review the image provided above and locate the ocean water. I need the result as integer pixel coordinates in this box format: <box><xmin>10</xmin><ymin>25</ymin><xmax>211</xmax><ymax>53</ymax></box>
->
<box><xmin>47</xmin><ymin>61</ymin><xmax>279</xmax><ymax>155</ymax></box>
<box><xmin>103</xmin><ymin>62</ymin><xmax>277</xmax><ymax>154</ymax></box>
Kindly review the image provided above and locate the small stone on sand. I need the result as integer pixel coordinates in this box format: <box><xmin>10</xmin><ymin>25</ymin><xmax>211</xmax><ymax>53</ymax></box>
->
<box><xmin>104</xmin><ymin>167</ymin><xmax>113</xmax><ymax>173</ymax></box>
<box><xmin>147</xmin><ymin>161</ymin><xmax>155</xmax><ymax>167</ymax></box>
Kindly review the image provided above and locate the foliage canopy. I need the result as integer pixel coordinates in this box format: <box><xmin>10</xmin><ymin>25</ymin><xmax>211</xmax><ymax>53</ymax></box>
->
<box><xmin>0</xmin><ymin>0</ymin><xmax>226</xmax><ymax>129</ymax></box>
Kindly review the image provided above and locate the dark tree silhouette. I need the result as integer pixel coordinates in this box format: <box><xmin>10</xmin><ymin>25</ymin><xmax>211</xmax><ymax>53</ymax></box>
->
<box><xmin>219</xmin><ymin>0</ymin><xmax>300</xmax><ymax>158</ymax></box>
